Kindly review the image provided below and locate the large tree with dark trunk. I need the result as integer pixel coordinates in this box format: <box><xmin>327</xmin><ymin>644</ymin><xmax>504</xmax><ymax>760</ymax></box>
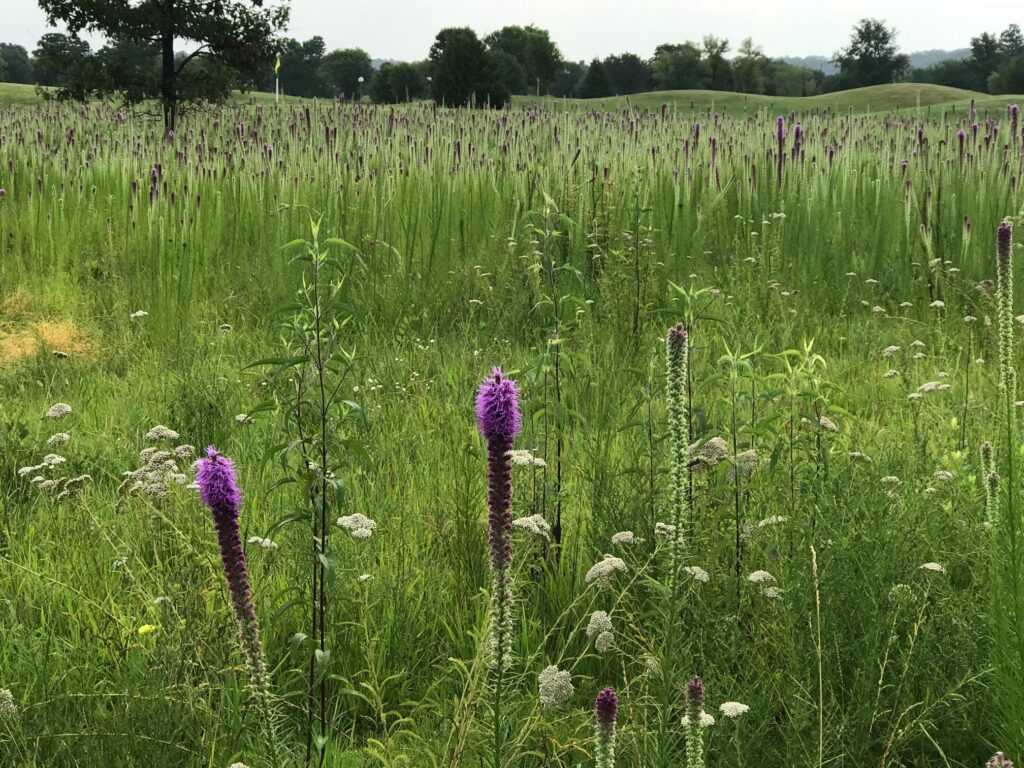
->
<box><xmin>37</xmin><ymin>0</ymin><xmax>289</xmax><ymax>128</ymax></box>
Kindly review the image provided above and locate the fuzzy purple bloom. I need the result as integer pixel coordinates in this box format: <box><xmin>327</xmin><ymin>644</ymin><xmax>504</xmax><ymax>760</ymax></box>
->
<box><xmin>476</xmin><ymin>367</ymin><xmax>522</xmax><ymax>443</ymax></box>
<box><xmin>196</xmin><ymin>447</ymin><xmax>280</xmax><ymax>759</ymax></box>
<box><xmin>476</xmin><ymin>368</ymin><xmax>521</xmax><ymax>573</ymax></box>
<box><xmin>196</xmin><ymin>448</ymin><xmax>264</xmax><ymax>664</ymax></box>
<box><xmin>595</xmin><ymin>687</ymin><xmax>618</xmax><ymax>729</ymax></box>
<box><xmin>196</xmin><ymin>446</ymin><xmax>244</xmax><ymax>527</ymax></box>
<box><xmin>998</xmin><ymin>219</ymin><xmax>1013</xmax><ymax>270</ymax></box>
<box><xmin>685</xmin><ymin>675</ymin><xmax>705</xmax><ymax>714</ymax></box>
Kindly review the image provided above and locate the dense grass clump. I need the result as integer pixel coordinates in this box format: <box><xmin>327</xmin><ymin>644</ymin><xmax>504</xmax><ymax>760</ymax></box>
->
<box><xmin>1</xmin><ymin>95</ymin><xmax>1024</xmax><ymax>766</ymax></box>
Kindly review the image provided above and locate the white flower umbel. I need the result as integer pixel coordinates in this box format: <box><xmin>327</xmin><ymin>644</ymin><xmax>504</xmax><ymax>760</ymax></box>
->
<box><xmin>538</xmin><ymin>665</ymin><xmax>574</xmax><ymax>708</ymax></box>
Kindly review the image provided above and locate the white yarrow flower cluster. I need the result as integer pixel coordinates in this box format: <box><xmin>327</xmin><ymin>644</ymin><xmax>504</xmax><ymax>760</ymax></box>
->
<box><xmin>512</xmin><ymin>514</ymin><xmax>551</xmax><ymax>541</ymax></box>
<box><xmin>337</xmin><ymin>513</ymin><xmax>377</xmax><ymax>540</ymax></box>
<box><xmin>46</xmin><ymin>402</ymin><xmax>72</xmax><ymax>419</ymax></box>
<box><xmin>682</xmin><ymin>711</ymin><xmax>716</xmax><ymax>727</ymax></box>
<box><xmin>919</xmin><ymin>561</ymin><xmax>945</xmax><ymax>574</ymax></box>
<box><xmin>747</xmin><ymin>569</ymin><xmax>775</xmax><ymax>584</ymax></box>
<box><xmin>246</xmin><ymin>536</ymin><xmax>278</xmax><ymax>550</ymax></box>
<box><xmin>118</xmin><ymin>443</ymin><xmax>191</xmax><ymax>503</ymax></box>
<box><xmin>585</xmin><ymin>611</ymin><xmax>614</xmax><ymax>652</ymax></box>
<box><xmin>719</xmin><ymin>701</ymin><xmax>749</xmax><ymax>718</ymax></box>
<box><xmin>145</xmin><ymin>424</ymin><xmax>180</xmax><ymax>442</ymax></box>
<box><xmin>538</xmin><ymin>665</ymin><xmax>574</xmax><ymax>707</ymax></box>
<box><xmin>682</xmin><ymin>565</ymin><xmax>710</xmax><ymax>583</ymax></box>
<box><xmin>46</xmin><ymin>432</ymin><xmax>70</xmax><ymax>446</ymax></box>
<box><xmin>611</xmin><ymin>530</ymin><xmax>638</xmax><ymax>546</ymax></box>
<box><xmin>508</xmin><ymin>449</ymin><xmax>547</xmax><ymax>468</ymax></box>
<box><xmin>585</xmin><ymin>555</ymin><xmax>627</xmax><ymax>587</ymax></box>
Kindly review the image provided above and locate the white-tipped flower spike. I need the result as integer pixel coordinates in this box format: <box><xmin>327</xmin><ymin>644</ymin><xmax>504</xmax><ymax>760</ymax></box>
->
<box><xmin>0</xmin><ymin>688</ymin><xmax>17</xmax><ymax>722</ymax></box>
<box><xmin>538</xmin><ymin>665</ymin><xmax>574</xmax><ymax>708</ymax></box>
<box><xmin>512</xmin><ymin>514</ymin><xmax>551</xmax><ymax>541</ymax></box>
<box><xmin>684</xmin><ymin>675</ymin><xmax>710</xmax><ymax>768</ymax></box>
<box><xmin>45</xmin><ymin>402</ymin><xmax>72</xmax><ymax>419</ymax></box>
<box><xmin>337</xmin><ymin>513</ymin><xmax>377</xmax><ymax>540</ymax></box>
<box><xmin>719</xmin><ymin>701</ymin><xmax>749</xmax><ymax>718</ymax></box>
<box><xmin>585</xmin><ymin>555</ymin><xmax>627</xmax><ymax>587</ymax></box>
<box><xmin>665</xmin><ymin>323</ymin><xmax>691</xmax><ymax>587</ymax></box>
<box><xmin>594</xmin><ymin>687</ymin><xmax>618</xmax><ymax>768</ymax></box>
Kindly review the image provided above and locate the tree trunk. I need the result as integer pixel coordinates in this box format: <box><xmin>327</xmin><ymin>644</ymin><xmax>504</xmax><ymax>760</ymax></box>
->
<box><xmin>161</xmin><ymin>0</ymin><xmax>176</xmax><ymax>130</ymax></box>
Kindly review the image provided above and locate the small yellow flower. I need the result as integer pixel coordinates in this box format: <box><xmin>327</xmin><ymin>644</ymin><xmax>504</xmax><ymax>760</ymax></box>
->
<box><xmin>138</xmin><ymin>624</ymin><xmax>158</xmax><ymax>636</ymax></box>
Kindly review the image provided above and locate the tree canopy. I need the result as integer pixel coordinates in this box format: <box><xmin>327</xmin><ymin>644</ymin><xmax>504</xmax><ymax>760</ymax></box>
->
<box><xmin>832</xmin><ymin>18</ymin><xmax>909</xmax><ymax>88</ymax></box>
<box><xmin>429</xmin><ymin>27</ymin><xmax>509</xmax><ymax>108</ymax></box>
<box><xmin>37</xmin><ymin>0</ymin><xmax>289</xmax><ymax>127</ymax></box>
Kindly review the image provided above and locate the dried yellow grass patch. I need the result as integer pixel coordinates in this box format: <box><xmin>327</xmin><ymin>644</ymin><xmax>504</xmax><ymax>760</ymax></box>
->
<box><xmin>0</xmin><ymin>320</ymin><xmax>96</xmax><ymax>364</ymax></box>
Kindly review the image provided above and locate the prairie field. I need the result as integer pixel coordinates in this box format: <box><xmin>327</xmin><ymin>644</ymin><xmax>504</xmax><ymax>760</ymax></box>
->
<box><xmin>3</xmin><ymin>92</ymin><xmax>1024</xmax><ymax>767</ymax></box>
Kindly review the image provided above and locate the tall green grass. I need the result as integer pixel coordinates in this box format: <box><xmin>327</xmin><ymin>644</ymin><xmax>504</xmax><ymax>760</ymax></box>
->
<box><xmin>0</xmin><ymin>97</ymin><xmax>1021</xmax><ymax>766</ymax></box>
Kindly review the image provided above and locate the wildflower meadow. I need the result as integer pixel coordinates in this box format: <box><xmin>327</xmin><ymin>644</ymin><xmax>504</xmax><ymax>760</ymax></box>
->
<box><xmin>3</xmin><ymin>93</ymin><xmax>1024</xmax><ymax>767</ymax></box>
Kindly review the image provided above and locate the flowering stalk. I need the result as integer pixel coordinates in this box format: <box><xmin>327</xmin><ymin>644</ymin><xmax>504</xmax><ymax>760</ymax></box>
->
<box><xmin>196</xmin><ymin>448</ymin><xmax>280</xmax><ymax>765</ymax></box>
<box><xmin>594</xmin><ymin>687</ymin><xmax>618</xmax><ymax>768</ymax></box>
<box><xmin>994</xmin><ymin>218</ymin><xmax>1024</xmax><ymax>756</ymax></box>
<box><xmin>981</xmin><ymin>441</ymin><xmax>1000</xmax><ymax>528</ymax></box>
<box><xmin>666</xmin><ymin>323</ymin><xmax>691</xmax><ymax>588</ymax></box>
<box><xmin>684</xmin><ymin>675</ymin><xmax>707</xmax><ymax>768</ymax></box>
<box><xmin>475</xmin><ymin>367</ymin><xmax>522</xmax><ymax>768</ymax></box>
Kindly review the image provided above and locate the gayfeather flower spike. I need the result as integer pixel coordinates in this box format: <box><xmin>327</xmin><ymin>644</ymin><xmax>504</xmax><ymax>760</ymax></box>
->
<box><xmin>196</xmin><ymin>447</ymin><xmax>280</xmax><ymax>764</ymax></box>
<box><xmin>475</xmin><ymin>367</ymin><xmax>521</xmax><ymax>768</ymax></box>
<box><xmin>997</xmin><ymin>220</ymin><xmax>1016</xmax><ymax>403</ymax></box>
<box><xmin>594</xmin><ymin>687</ymin><xmax>618</xmax><ymax>768</ymax></box>
<box><xmin>666</xmin><ymin>323</ymin><xmax>691</xmax><ymax>587</ymax></box>
<box><xmin>684</xmin><ymin>675</ymin><xmax>711</xmax><ymax>768</ymax></box>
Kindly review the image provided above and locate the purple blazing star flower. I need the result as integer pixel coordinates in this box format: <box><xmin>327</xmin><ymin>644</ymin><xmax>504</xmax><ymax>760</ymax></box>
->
<box><xmin>595</xmin><ymin>687</ymin><xmax>618</xmax><ymax>731</ymax></box>
<box><xmin>196</xmin><ymin>448</ymin><xmax>258</xmax><ymax>632</ymax></box>
<box><xmin>475</xmin><ymin>368</ymin><xmax>521</xmax><ymax>572</ymax></box>
<box><xmin>998</xmin><ymin>219</ymin><xmax>1013</xmax><ymax>271</ymax></box>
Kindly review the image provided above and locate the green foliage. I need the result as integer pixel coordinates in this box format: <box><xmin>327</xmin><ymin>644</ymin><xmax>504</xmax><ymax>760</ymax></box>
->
<box><xmin>483</xmin><ymin>25</ymin><xmax>563</xmax><ymax>95</ymax></box>
<box><xmin>0</xmin><ymin>44</ymin><xmax>33</xmax><ymax>84</ymax></box>
<box><xmin>429</xmin><ymin>27</ymin><xmax>509</xmax><ymax>108</ymax></box>
<box><xmin>370</xmin><ymin>61</ymin><xmax>428</xmax><ymax>104</ymax></box>
<box><xmin>32</xmin><ymin>33</ymin><xmax>91</xmax><ymax>88</ymax></box>
<box><xmin>1</xmin><ymin>94</ymin><xmax>1023</xmax><ymax>767</ymax></box>
<box><xmin>36</xmin><ymin>0</ymin><xmax>289</xmax><ymax>125</ymax></box>
<box><xmin>832</xmin><ymin>18</ymin><xmax>911</xmax><ymax>88</ymax></box>
<box><xmin>319</xmin><ymin>48</ymin><xmax>373</xmax><ymax>100</ymax></box>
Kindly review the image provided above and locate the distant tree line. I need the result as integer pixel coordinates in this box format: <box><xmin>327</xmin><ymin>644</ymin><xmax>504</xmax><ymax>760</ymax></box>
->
<box><xmin>4</xmin><ymin>16</ymin><xmax>1024</xmax><ymax>113</ymax></box>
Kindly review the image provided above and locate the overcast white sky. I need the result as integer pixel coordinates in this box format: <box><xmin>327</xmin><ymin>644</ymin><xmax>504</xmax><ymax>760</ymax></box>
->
<box><xmin>4</xmin><ymin>0</ymin><xmax>1020</xmax><ymax>61</ymax></box>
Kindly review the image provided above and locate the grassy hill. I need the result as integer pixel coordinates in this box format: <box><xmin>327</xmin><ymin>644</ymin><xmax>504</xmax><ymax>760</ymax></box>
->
<box><xmin>2</xmin><ymin>80</ymin><xmax>1021</xmax><ymax>115</ymax></box>
<box><xmin>516</xmin><ymin>84</ymin><xmax>1009</xmax><ymax>115</ymax></box>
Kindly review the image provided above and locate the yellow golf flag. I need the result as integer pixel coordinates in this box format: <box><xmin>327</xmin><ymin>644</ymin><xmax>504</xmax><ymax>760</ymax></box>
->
<box><xmin>274</xmin><ymin>55</ymin><xmax>281</xmax><ymax>74</ymax></box>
